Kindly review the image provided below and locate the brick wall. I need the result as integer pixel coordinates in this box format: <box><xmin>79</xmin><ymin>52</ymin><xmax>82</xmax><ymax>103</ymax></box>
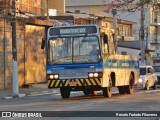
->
<box><xmin>0</xmin><ymin>17</ymin><xmax>46</xmax><ymax>89</ymax></box>
<box><xmin>0</xmin><ymin>18</ymin><xmax>12</xmax><ymax>89</ymax></box>
<box><xmin>17</xmin><ymin>19</ymin><xmax>25</xmax><ymax>86</ymax></box>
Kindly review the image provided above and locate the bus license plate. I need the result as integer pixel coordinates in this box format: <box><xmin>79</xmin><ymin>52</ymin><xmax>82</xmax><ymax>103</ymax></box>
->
<box><xmin>69</xmin><ymin>80</ymin><xmax>77</xmax><ymax>86</ymax></box>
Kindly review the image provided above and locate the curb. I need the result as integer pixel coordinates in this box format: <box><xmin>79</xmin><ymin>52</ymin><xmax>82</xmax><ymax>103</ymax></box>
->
<box><xmin>27</xmin><ymin>91</ymin><xmax>56</xmax><ymax>97</ymax></box>
<box><xmin>2</xmin><ymin>90</ymin><xmax>60</xmax><ymax>99</ymax></box>
<box><xmin>2</xmin><ymin>94</ymin><xmax>26</xmax><ymax>99</ymax></box>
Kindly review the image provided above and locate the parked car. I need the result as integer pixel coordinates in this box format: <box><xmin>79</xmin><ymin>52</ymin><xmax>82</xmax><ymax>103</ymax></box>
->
<box><xmin>137</xmin><ymin>65</ymin><xmax>157</xmax><ymax>90</ymax></box>
<box><xmin>152</xmin><ymin>65</ymin><xmax>160</xmax><ymax>85</ymax></box>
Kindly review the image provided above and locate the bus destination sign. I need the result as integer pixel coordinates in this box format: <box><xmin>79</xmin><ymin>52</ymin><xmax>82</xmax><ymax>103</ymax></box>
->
<box><xmin>49</xmin><ymin>26</ymin><xmax>97</xmax><ymax>36</ymax></box>
<box><xmin>60</xmin><ymin>28</ymin><xmax>86</xmax><ymax>34</ymax></box>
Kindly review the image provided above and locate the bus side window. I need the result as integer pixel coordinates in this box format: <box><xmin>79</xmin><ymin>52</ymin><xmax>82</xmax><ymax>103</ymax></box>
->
<box><xmin>103</xmin><ymin>34</ymin><xmax>109</xmax><ymax>53</ymax></box>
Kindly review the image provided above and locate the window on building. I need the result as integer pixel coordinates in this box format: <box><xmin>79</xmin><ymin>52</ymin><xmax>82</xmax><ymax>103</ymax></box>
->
<box><xmin>118</xmin><ymin>24</ymin><xmax>123</xmax><ymax>36</ymax></box>
<box><xmin>118</xmin><ymin>24</ymin><xmax>131</xmax><ymax>37</ymax></box>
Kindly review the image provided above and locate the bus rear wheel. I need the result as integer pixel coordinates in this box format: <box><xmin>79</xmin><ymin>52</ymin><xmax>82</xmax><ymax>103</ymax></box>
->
<box><xmin>126</xmin><ymin>74</ymin><xmax>134</xmax><ymax>94</ymax></box>
<box><xmin>60</xmin><ymin>87</ymin><xmax>70</xmax><ymax>99</ymax></box>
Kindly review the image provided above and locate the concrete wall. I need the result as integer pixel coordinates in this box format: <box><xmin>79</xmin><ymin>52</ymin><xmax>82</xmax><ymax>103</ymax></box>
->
<box><xmin>49</xmin><ymin>0</ymin><xmax>65</xmax><ymax>14</ymax></box>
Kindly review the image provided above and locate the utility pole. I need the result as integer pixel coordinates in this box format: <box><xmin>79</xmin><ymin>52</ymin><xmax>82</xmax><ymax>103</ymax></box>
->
<box><xmin>112</xmin><ymin>9</ymin><xmax>117</xmax><ymax>54</ymax></box>
<box><xmin>140</xmin><ymin>4</ymin><xmax>145</xmax><ymax>65</ymax></box>
<box><xmin>12</xmin><ymin>0</ymin><xmax>19</xmax><ymax>97</ymax></box>
<box><xmin>145</xmin><ymin>27</ymin><xmax>149</xmax><ymax>49</ymax></box>
<box><xmin>47</xmin><ymin>0</ymin><xmax>49</xmax><ymax>20</ymax></box>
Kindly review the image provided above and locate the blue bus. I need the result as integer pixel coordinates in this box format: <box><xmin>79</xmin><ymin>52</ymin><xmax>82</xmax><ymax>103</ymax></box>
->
<box><xmin>41</xmin><ymin>25</ymin><xmax>139</xmax><ymax>98</ymax></box>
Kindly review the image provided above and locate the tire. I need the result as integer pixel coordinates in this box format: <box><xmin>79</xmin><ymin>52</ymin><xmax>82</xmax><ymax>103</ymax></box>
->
<box><xmin>103</xmin><ymin>80</ymin><xmax>112</xmax><ymax>97</ymax></box>
<box><xmin>91</xmin><ymin>91</ymin><xmax>98</xmax><ymax>96</ymax></box>
<box><xmin>83</xmin><ymin>89</ymin><xmax>91</xmax><ymax>96</ymax></box>
<box><xmin>152</xmin><ymin>81</ymin><xmax>157</xmax><ymax>90</ymax></box>
<box><xmin>144</xmin><ymin>81</ymin><xmax>149</xmax><ymax>90</ymax></box>
<box><xmin>118</xmin><ymin>86</ymin><xmax>126</xmax><ymax>94</ymax></box>
<box><xmin>126</xmin><ymin>74</ymin><xmax>134</xmax><ymax>94</ymax></box>
<box><xmin>60</xmin><ymin>88</ymin><xmax>70</xmax><ymax>99</ymax></box>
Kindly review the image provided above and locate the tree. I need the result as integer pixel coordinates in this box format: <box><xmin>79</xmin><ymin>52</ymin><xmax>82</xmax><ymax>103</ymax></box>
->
<box><xmin>103</xmin><ymin>0</ymin><xmax>152</xmax><ymax>13</ymax></box>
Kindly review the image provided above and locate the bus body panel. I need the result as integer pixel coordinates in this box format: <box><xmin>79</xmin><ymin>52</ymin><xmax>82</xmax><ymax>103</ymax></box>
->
<box><xmin>101</xmin><ymin>55</ymin><xmax>139</xmax><ymax>87</ymax></box>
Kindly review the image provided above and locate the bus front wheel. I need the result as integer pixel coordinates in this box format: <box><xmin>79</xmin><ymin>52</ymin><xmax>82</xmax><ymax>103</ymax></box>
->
<box><xmin>60</xmin><ymin>87</ymin><xmax>70</xmax><ymax>99</ymax></box>
<box><xmin>103</xmin><ymin>87</ymin><xmax>112</xmax><ymax>97</ymax></box>
<box><xmin>103</xmin><ymin>80</ymin><xmax>112</xmax><ymax>97</ymax></box>
<box><xmin>83</xmin><ymin>88</ymin><xmax>91</xmax><ymax>96</ymax></box>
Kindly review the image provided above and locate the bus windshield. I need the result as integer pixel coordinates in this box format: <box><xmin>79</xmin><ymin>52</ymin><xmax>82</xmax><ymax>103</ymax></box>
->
<box><xmin>47</xmin><ymin>36</ymin><xmax>101</xmax><ymax>64</ymax></box>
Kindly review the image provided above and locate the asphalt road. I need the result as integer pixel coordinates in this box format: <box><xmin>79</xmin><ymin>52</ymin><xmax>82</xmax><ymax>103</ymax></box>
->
<box><xmin>0</xmin><ymin>86</ymin><xmax>160</xmax><ymax>120</ymax></box>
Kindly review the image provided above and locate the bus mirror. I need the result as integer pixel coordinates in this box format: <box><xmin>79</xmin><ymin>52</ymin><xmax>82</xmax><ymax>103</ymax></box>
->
<box><xmin>41</xmin><ymin>38</ymin><xmax>45</xmax><ymax>49</ymax></box>
<box><xmin>103</xmin><ymin>34</ymin><xmax>108</xmax><ymax>44</ymax></box>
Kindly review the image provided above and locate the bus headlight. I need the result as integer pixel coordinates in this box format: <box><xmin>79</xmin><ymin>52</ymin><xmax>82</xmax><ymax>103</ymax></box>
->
<box><xmin>94</xmin><ymin>73</ymin><xmax>98</xmax><ymax>77</ymax></box>
<box><xmin>89</xmin><ymin>73</ymin><xmax>94</xmax><ymax>77</ymax></box>
<box><xmin>48</xmin><ymin>74</ymin><xmax>59</xmax><ymax>79</ymax></box>
<box><xmin>54</xmin><ymin>75</ymin><xmax>59</xmax><ymax>79</ymax></box>
<box><xmin>88</xmin><ymin>72</ymin><xmax>102</xmax><ymax>78</ymax></box>
<box><xmin>49</xmin><ymin>75</ymin><xmax>54</xmax><ymax>79</ymax></box>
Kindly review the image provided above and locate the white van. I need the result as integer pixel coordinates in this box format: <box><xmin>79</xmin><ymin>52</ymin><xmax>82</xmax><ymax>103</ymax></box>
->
<box><xmin>152</xmin><ymin>65</ymin><xmax>160</xmax><ymax>85</ymax></box>
<box><xmin>137</xmin><ymin>65</ymin><xmax>158</xmax><ymax>90</ymax></box>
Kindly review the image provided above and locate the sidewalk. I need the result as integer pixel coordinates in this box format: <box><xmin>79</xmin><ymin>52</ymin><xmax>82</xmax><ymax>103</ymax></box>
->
<box><xmin>0</xmin><ymin>83</ymin><xmax>59</xmax><ymax>99</ymax></box>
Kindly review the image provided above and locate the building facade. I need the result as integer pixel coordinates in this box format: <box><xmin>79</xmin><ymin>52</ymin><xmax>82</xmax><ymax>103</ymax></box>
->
<box><xmin>150</xmin><ymin>1</ymin><xmax>160</xmax><ymax>64</ymax></box>
<box><xmin>0</xmin><ymin>0</ymin><xmax>66</xmax><ymax>89</ymax></box>
<box><xmin>66</xmin><ymin>0</ymin><xmax>160</xmax><ymax>64</ymax></box>
<box><xmin>66</xmin><ymin>0</ymin><xmax>138</xmax><ymax>40</ymax></box>
<box><xmin>49</xmin><ymin>0</ymin><xmax>65</xmax><ymax>14</ymax></box>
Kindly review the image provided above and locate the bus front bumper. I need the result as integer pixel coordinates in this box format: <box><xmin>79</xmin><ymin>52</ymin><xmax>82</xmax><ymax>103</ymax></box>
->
<box><xmin>48</xmin><ymin>78</ymin><xmax>102</xmax><ymax>88</ymax></box>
